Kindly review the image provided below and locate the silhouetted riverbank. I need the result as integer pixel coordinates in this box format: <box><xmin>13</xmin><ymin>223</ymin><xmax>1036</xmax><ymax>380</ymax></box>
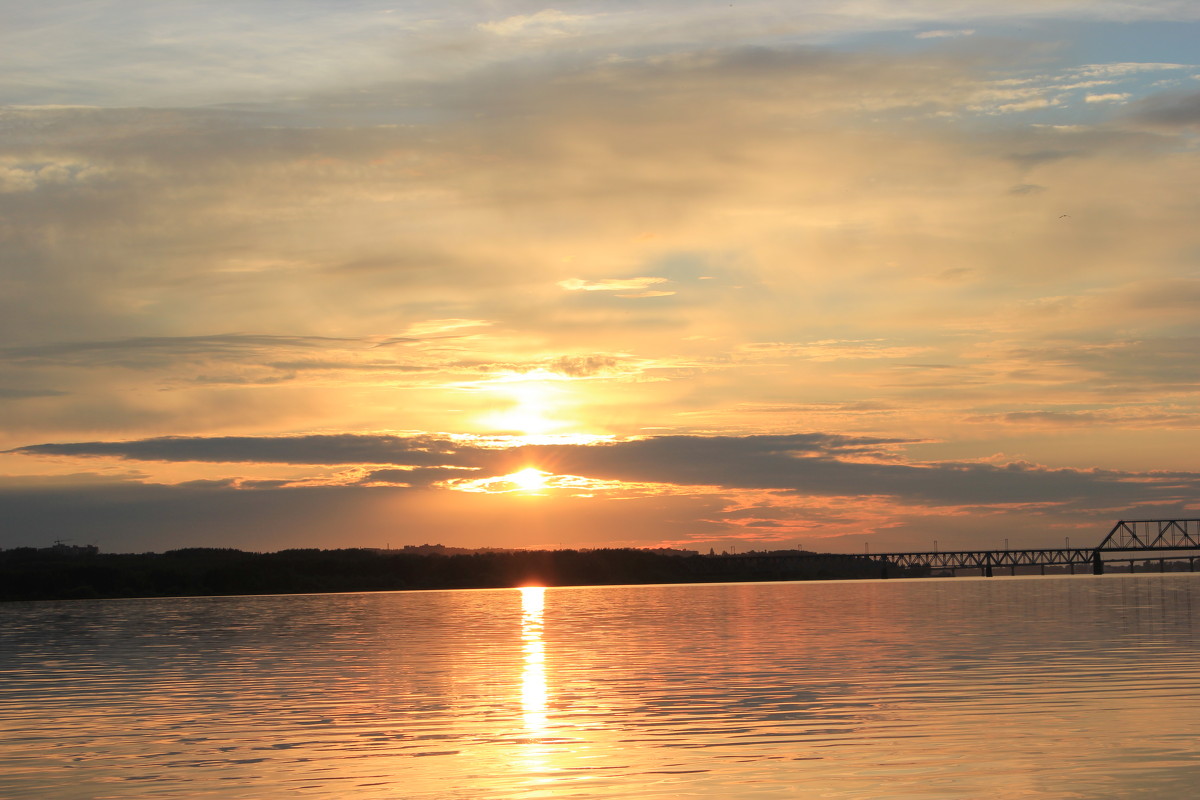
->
<box><xmin>0</xmin><ymin>546</ymin><xmax>925</xmax><ymax>601</ymax></box>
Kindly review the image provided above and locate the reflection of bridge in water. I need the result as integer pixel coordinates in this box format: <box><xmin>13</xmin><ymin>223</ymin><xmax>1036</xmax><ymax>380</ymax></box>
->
<box><xmin>737</xmin><ymin>519</ymin><xmax>1200</xmax><ymax>578</ymax></box>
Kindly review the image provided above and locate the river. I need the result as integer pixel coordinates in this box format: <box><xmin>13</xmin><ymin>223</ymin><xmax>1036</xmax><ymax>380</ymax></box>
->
<box><xmin>2</xmin><ymin>574</ymin><xmax>1199</xmax><ymax>798</ymax></box>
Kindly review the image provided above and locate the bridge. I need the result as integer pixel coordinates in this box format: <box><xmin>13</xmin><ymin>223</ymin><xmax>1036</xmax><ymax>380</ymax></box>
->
<box><xmin>717</xmin><ymin>519</ymin><xmax>1200</xmax><ymax>578</ymax></box>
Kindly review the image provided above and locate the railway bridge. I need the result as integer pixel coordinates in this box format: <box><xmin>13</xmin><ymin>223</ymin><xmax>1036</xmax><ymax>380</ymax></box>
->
<box><xmin>724</xmin><ymin>519</ymin><xmax>1200</xmax><ymax>578</ymax></box>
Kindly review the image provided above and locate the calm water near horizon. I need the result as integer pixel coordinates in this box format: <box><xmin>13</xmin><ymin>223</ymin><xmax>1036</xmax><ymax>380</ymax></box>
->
<box><xmin>2</xmin><ymin>574</ymin><xmax>1199</xmax><ymax>799</ymax></box>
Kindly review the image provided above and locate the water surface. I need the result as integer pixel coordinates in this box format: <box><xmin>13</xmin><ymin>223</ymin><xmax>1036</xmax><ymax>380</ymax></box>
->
<box><xmin>2</xmin><ymin>575</ymin><xmax>1199</xmax><ymax>798</ymax></box>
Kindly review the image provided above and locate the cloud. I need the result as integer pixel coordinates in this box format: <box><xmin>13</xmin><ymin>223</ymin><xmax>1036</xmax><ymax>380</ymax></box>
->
<box><xmin>558</xmin><ymin>277</ymin><xmax>669</xmax><ymax>292</ymax></box>
<box><xmin>738</xmin><ymin>340</ymin><xmax>928</xmax><ymax>362</ymax></box>
<box><xmin>9</xmin><ymin>433</ymin><xmax>472</xmax><ymax>467</ymax></box>
<box><xmin>4</xmin><ymin>2</ymin><xmax>1198</xmax><ymax>109</ymax></box>
<box><xmin>1113</xmin><ymin>279</ymin><xmax>1200</xmax><ymax>311</ymax></box>
<box><xmin>11</xmin><ymin>432</ymin><xmax>1199</xmax><ymax>512</ymax></box>
<box><xmin>1126</xmin><ymin>89</ymin><xmax>1200</xmax><ymax>128</ymax></box>
<box><xmin>1073</xmin><ymin>62</ymin><xmax>1194</xmax><ymax>79</ymax></box>
<box><xmin>516</xmin><ymin>437</ymin><xmax>1199</xmax><ymax>507</ymax></box>
<box><xmin>1004</xmin><ymin>149</ymin><xmax>1081</xmax><ymax>166</ymax></box>
<box><xmin>916</xmin><ymin>29</ymin><xmax>975</xmax><ymax>39</ymax></box>
<box><xmin>478</xmin><ymin>9</ymin><xmax>599</xmax><ymax>38</ymax></box>
<box><xmin>1007</xmin><ymin>338</ymin><xmax>1200</xmax><ymax>391</ymax></box>
<box><xmin>995</xmin><ymin>97</ymin><xmax>1059</xmax><ymax>113</ymax></box>
<box><xmin>0</xmin><ymin>334</ymin><xmax>373</xmax><ymax>367</ymax></box>
<box><xmin>971</xmin><ymin>408</ymin><xmax>1198</xmax><ymax>429</ymax></box>
<box><xmin>0</xmin><ymin>387</ymin><xmax>67</xmax><ymax>399</ymax></box>
<box><xmin>359</xmin><ymin>466</ymin><xmax>480</xmax><ymax>487</ymax></box>
<box><xmin>1084</xmin><ymin>92</ymin><xmax>1129</xmax><ymax>103</ymax></box>
<box><xmin>545</xmin><ymin>355</ymin><xmax>627</xmax><ymax>377</ymax></box>
<box><xmin>396</xmin><ymin>319</ymin><xmax>491</xmax><ymax>337</ymax></box>
<box><xmin>0</xmin><ymin>156</ymin><xmax>107</xmax><ymax>193</ymax></box>
<box><xmin>3</xmin><ymin>13</ymin><xmax>1200</xmax><ymax>553</ymax></box>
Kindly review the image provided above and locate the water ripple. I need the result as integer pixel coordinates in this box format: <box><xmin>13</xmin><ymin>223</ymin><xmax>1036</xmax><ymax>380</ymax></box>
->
<box><xmin>2</xmin><ymin>576</ymin><xmax>1199</xmax><ymax>798</ymax></box>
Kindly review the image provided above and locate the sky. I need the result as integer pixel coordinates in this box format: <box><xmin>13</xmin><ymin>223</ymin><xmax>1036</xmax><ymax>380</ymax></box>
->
<box><xmin>2</xmin><ymin>1</ymin><xmax>1199</xmax><ymax>554</ymax></box>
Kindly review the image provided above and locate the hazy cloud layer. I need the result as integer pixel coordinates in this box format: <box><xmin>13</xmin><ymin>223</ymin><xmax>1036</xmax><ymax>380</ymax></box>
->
<box><xmin>3</xmin><ymin>3</ymin><xmax>1199</xmax><ymax>551</ymax></box>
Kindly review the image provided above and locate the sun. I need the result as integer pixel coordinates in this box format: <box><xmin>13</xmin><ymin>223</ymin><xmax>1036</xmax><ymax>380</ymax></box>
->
<box><xmin>443</xmin><ymin>466</ymin><xmax>567</xmax><ymax>494</ymax></box>
<box><xmin>510</xmin><ymin>467</ymin><xmax>549</xmax><ymax>493</ymax></box>
<box><xmin>480</xmin><ymin>375</ymin><xmax>564</xmax><ymax>436</ymax></box>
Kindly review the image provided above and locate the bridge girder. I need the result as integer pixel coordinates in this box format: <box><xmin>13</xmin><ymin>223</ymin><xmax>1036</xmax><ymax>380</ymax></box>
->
<box><xmin>703</xmin><ymin>519</ymin><xmax>1200</xmax><ymax>577</ymax></box>
<box><xmin>1097</xmin><ymin>519</ymin><xmax>1200</xmax><ymax>551</ymax></box>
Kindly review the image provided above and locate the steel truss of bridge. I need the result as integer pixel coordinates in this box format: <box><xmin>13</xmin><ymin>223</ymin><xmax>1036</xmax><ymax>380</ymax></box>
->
<box><xmin>746</xmin><ymin>519</ymin><xmax>1200</xmax><ymax>577</ymax></box>
<box><xmin>853</xmin><ymin>547</ymin><xmax>1102</xmax><ymax>575</ymax></box>
<box><xmin>1096</xmin><ymin>518</ymin><xmax>1200</xmax><ymax>551</ymax></box>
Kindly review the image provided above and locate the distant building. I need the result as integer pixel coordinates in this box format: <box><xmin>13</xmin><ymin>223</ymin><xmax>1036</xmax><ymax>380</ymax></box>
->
<box><xmin>47</xmin><ymin>541</ymin><xmax>99</xmax><ymax>556</ymax></box>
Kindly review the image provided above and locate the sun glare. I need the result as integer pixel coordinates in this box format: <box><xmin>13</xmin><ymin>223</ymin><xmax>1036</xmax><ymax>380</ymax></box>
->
<box><xmin>511</xmin><ymin>467</ymin><xmax>548</xmax><ymax>493</ymax></box>
<box><xmin>443</xmin><ymin>466</ymin><xmax>562</xmax><ymax>494</ymax></box>
<box><xmin>481</xmin><ymin>377</ymin><xmax>565</xmax><ymax>437</ymax></box>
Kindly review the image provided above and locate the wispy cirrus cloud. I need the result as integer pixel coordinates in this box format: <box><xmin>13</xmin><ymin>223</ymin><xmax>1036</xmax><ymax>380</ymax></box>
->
<box><xmin>0</xmin><ymin>334</ymin><xmax>386</xmax><ymax>366</ymax></box>
<box><xmin>915</xmin><ymin>29</ymin><xmax>974</xmax><ymax>39</ymax></box>
<box><xmin>558</xmin><ymin>277</ymin><xmax>669</xmax><ymax>292</ymax></box>
<box><xmin>478</xmin><ymin>9</ymin><xmax>601</xmax><ymax>38</ymax></box>
<box><xmin>969</xmin><ymin>407</ymin><xmax>1199</xmax><ymax>429</ymax></box>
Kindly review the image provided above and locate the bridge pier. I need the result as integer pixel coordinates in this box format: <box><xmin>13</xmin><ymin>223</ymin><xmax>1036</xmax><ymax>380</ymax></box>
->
<box><xmin>1093</xmin><ymin>552</ymin><xmax>1104</xmax><ymax>576</ymax></box>
<box><xmin>984</xmin><ymin>565</ymin><xmax>993</xmax><ymax>577</ymax></box>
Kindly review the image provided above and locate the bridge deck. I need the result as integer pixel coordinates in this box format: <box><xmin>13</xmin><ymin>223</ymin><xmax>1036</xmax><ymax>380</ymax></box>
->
<box><xmin>709</xmin><ymin>519</ymin><xmax>1200</xmax><ymax>577</ymax></box>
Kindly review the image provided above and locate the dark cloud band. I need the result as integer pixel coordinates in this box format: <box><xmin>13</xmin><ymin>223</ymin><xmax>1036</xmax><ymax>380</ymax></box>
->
<box><xmin>10</xmin><ymin>431</ymin><xmax>1197</xmax><ymax>508</ymax></box>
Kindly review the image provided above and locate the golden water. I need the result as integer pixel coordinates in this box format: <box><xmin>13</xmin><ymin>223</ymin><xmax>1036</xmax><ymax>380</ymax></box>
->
<box><xmin>2</xmin><ymin>575</ymin><xmax>1199</xmax><ymax>798</ymax></box>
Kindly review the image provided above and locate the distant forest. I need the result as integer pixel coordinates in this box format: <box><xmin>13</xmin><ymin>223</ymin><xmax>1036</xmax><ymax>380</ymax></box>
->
<box><xmin>0</xmin><ymin>546</ymin><xmax>926</xmax><ymax>602</ymax></box>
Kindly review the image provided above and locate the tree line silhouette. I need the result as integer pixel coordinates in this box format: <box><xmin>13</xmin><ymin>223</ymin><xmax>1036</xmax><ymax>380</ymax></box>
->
<box><xmin>0</xmin><ymin>546</ymin><xmax>926</xmax><ymax>601</ymax></box>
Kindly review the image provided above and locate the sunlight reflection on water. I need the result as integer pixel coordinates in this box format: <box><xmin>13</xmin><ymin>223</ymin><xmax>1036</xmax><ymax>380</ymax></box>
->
<box><xmin>520</xmin><ymin>586</ymin><xmax>548</xmax><ymax>735</ymax></box>
<box><xmin>2</xmin><ymin>575</ymin><xmax>1200</xmax><ymax>798</ymax></box>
